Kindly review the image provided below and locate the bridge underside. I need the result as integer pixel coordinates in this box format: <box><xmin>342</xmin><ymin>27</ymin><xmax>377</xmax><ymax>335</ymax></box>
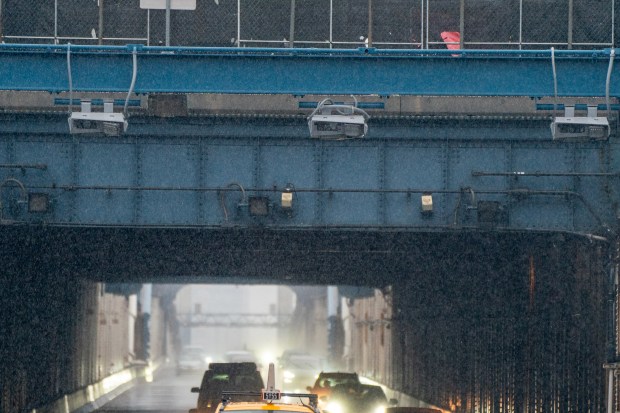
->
<box><xmin>0</xmin><ymin>224</ymin><xmax>600</xmax><ymax>284</ymax></box>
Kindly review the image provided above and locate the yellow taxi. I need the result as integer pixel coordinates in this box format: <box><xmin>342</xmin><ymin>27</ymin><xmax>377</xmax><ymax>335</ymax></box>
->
<box><xmin>215</xmin><ymin>364</ymin><xmax>321</xmax><ymax>413</ymax></box>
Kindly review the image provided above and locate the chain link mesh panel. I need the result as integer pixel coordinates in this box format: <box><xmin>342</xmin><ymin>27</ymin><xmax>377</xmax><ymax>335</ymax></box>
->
<box><xmin>57</xmin><ymin>0</ymin><xmax>98</xmax><ymax>42</ymax></box>
<box><xmin>522</xmin><ymin>0</ymin><xmax>569</xmax><ymax>47</ymax></box>
<box><xmin>240</xmin><ymin>0</ymin><xmax>291</xmax><ymax>47</ymax></box>
<box><xmin>0</xmin><ymin>0</ymin><xmax>615</xmax><ymax>48</ymax></box>
<box><xmin>102</xmin><ymin>0</ymin><xmax>148</xmax><ymax>44</ymax></box>
<box><xmin>464</xmin><ymin>0</ymin><xmax>520</xmax><ymax>47</ymax></box>
<box><xmin>149</xmin><ymin>1</ymin><xmax>237</xmax><ymax>47</ymax></box>
<box><xmin>372</xmin><ymin>0</ymin><xmax>422</xmax><ymax>48</ymax></box>
<box><xmin>293</xmin><ymin>0</ymin><xmax>331</xmax><ymax>47</ymax></box>
<box><xmin>3</xmin><ymin>0</ymin><xmax>56</xmax><ymax>43</ymax></box>
<box><xmin>572</xmin><ymin>0</ymin><xmax>614</xmax><ymax>46</ymax></box>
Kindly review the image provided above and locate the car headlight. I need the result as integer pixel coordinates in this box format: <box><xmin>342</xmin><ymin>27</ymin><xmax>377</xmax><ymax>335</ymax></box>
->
<box><xmin>373</xmin><ymin>405</ymin><xmax>386</xmax><ymax>413</ymax></box>
<box><xmin>326</xmin><ymin>401</ymin><xmax>343</xmax><ymax>413</ymax></box>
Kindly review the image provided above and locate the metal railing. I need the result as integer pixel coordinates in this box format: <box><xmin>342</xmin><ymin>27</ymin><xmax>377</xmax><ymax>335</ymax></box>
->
<box><xmin>0</xmin><ymin>0</ymin><xmax>615</xmax><ymax>49</ymax></box>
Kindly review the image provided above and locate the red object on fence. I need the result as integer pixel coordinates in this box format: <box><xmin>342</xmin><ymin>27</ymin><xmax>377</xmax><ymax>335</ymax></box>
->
<box><xmin>440</xmin><ymin>31</ymin><xmax>461</xmax><ymax>50</ymax></box>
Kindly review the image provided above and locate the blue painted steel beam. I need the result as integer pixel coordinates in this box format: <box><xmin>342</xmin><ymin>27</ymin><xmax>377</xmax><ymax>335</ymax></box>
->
<box><xmin>0</xmin><ymin>119</ymin><xmax>616</xmax><ymax>235</ymax></box>
<box><xmin>53</xmin><ymin>98</ymin><xmax>142</xmax><ymax>107</ymax></box>
<box><xmin>0</xmin><ymin>44</ymin><xmax>618</xmax><ymax>97</ymax></box>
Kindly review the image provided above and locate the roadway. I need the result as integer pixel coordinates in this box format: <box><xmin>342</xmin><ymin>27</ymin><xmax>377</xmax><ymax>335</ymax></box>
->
<box><xmin>96</xmin><ymin>364</ymin><xmax>202</xmax><ymax>413</ymax></box>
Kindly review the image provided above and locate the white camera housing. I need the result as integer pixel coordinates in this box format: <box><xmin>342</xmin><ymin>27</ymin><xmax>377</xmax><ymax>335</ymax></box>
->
<box><xmin>551</xmin><ymin>117</ymin><xmax>610</xmax><ymax>141</ymax></box>
<box><xmin>68</xmin><ymin>99</ymin><xmax>128</xmax><ymax>137</ymax></box>
<box><xmin>307</xmin><ymin>99</ymin><xmax>370</xmax><ymax>139</ymax></box>
<box><xmin>551</xmin><ymin>105</ymin><xmax>610</xmax><ymax>141</ymax></box>
<box><xmin>309</xmin><ymin>114</ymin><xmax>368</xmax><ymax>139</ymax></box>
<box><xmin>69</xmin><ymin>112</ymin><xmax>128</xmax><ymax>136</ymax></box>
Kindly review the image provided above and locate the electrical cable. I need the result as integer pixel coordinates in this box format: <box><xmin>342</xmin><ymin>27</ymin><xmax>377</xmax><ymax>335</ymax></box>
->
<box><xmin>67</xmin><ymin>43</ymin><xmax>73</xmax><ymax>115</ymax></box>
<box><xmin>551</xmin><ymin>47</ymin><xmax>558</xmax><ymax>120</ymax></box>
<box><xmin>468</xmin><ymin>187</ymin><xmax>476</xmax><ymax>206</ymax></box>
<box><xmin>124</xmin><ymin>46</ymin><xmax>138</xmax><ymax>117</ymax></box>
<box><xmin>605</xmin><ymin>48</ymin><xmax>615</xmax><ymax>119</ymax></box>
<box><xmin>219</xmin><ymin>182</ymin><xmax>247</xmax><ymax>222</ymax></box>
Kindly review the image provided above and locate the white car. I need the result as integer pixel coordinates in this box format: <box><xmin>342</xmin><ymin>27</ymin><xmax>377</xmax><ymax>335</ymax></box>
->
<box><xmin>177</xmin><ymin>346</ymin><xmax>210</xmax><ymax>375</ymax></box>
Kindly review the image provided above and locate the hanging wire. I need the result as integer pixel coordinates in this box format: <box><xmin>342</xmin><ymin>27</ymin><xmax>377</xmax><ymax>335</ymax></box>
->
<box><xmin>551</xmin><ymin>47</ymin><xmax>558</xmax><ymax>119</ymax></box>
<box><xmin>219</xmin><ymin>182</ymin><xmax>247</xmax><ymax>222</ymax></box>
<box><xmin>67</xmin><ymin>43</ymin><xmax>73</xmax><ymax>115</ymax></box>
<box><xmin>124</xmin><ymin>47</ymin><xmax>138</xmax><ymax>117</ymax></box>
<box><xmin>605</xmin><ymin>49</ymin><xmax>615</xmax><ymax>119</ymax></box>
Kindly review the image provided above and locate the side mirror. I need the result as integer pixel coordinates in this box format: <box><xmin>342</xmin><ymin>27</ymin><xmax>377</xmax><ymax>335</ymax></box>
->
<box><xmin>389</xmin><ymin>399</ymin><xmax>398</xmax><ymax>406</ymax></box>
<box><xmin>191</xmin><ymin>387</ymin><xmax>200</xmax><ymax>393</ymax></box>
<box><xmin>306</xmin><ymin>386</ymin><xmax>313</xmax><ymax>392</ymax></box>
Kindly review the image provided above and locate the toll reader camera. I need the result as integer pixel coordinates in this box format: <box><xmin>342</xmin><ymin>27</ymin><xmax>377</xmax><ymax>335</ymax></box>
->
<box><xmin>550</xmin><ymin>105</ymin><xmax>610</xmax><ymax>141</ymax></box>
<box><xmin>551</xmin><ymin>117</ymin><xmax>610</xmax><ymax>141</ymax></box>
<box><xmin>68</xmin><ymin>99</ymin><xmax>128</xmax><ymax>137</ymax></box>
<box><xmin>69</xmin><ymin>112</ymin><xmax>128</xmax><ymax>136</ymax></box>
<box><xmin>308</xmin><ymin>98</ymin><xmax>370</xmax><ymax>139</ymax></box>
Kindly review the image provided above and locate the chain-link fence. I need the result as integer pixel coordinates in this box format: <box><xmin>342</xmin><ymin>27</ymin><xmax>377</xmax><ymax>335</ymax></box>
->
<box><xmin>0</xmin><ymin>0</ymin><xmax>616</xmax><ymax>49</ymax></box>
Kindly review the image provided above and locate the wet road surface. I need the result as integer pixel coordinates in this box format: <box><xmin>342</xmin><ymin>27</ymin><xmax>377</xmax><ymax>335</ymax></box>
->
<box><xmin>96</xmin><ymin>363</ymin><xmax>203</xmax><ymax>413</ymax></box>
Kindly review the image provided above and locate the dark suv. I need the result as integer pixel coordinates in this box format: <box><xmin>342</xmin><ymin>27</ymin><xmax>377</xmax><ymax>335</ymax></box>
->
<box><xmin>306</xmin><ymin>372</ymin><xmax>361</xmax><ymax>400</ymax></box>
<box><xmin>190</xmin><ymin>362</ymin><xmax>264</xmax><ymax>413</ymax></box>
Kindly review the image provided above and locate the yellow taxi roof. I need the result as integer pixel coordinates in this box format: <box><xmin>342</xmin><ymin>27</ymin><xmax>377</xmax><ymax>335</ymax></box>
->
<box><xmin>220</xmin><ymin>401</ymin><xmax>315</xmax><ymax>413</ymax></box>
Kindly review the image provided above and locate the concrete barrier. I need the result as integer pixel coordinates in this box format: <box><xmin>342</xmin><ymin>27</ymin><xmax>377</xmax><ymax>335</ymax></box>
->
<box><xmin>29</xmin><ymin>361</ymin><xmax>159</xmax><ymax>413</ymax></box>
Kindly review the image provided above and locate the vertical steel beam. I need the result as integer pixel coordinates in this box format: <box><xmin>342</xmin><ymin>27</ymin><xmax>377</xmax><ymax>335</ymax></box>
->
<box><xmin>459</xmin><ymin>0</ymin><xmax>465</xmax><ymax>49</ymax></box>
<box><xmin>608</xmin><ymin>240</ymin><xmax>619</xmax><ymax>361</ymax></box>
<box><xmin>568</xmin><ymin>0</ymin><xmax>574</xmax><ymax>49</ymax></box>
<box><xmin>165</xmin><ymin>0</ymin><xmax>171</xmax><ymax>46</ymax></box>
<box><xmin>134</xmin><ymin>141</ymin><xmax>142</xmax><ymax>224</ymax></box>
<box><xmin>329</xmin><ymin>0</ymin><xmax>333</xmax><ymax>48</ymax></box>
<box><xmin>253</xmin><ymin>141</ymin><xmax>261</xmax><ymax>198</ymax></box>
<box><xmin>0</xmin><ymin>0</ymin><xmax>3</xmax><ymax>43</ymax></box>
<box><xmin>367</xmin><ymin>0</ymin><xmax>373</xmax><ymax>47</ymax></box>
<box><xmin>289</xmin><ymin>0</ymin><xmax>295</xmax><ymax>48</ymax></box>
<box><xmin>379</xmin><ymin>142</ymin><xmax>386</xmax><ymax>224</ymax></box>
<box><xmin>198</xmin><ymin>138</ymin><xmax>206</xmax><ymax>224</ymax></box>
<box><xmin>54</xmin><ymin>0</ymin><xmax>58</xmax><ymax>44</ymax></box>
<box><xmin>519</xmin><ymin>0</ymin><xmax>523</xmax><ymax>49</ymax></box>
<box><xmin>420</xmin><ymin>0</ymin><xmax>424</xmax><ymax>49</ymax></box>
<box><xmin>425</xmin><ymin>0</ymin><xmax>429</xmax><ymax>49</ymax></box>
<box><xmin>98</xmin><ymin>0</ymin><xmax>104</xmax><ymax>45</ymax></box>
<box><xmin>70</xmin><ymin>141</ymin><xmax>79</xmax><ymax>222</ymax></box>
<box><xmin>237</xmin><ymin>0</ymin><xmax>241</xmax><ymax>47</ymax></box>
<box><xmin>314</xmin><ymin>142</ymin><xmax>324</xmax><ymax>224</ymax></box>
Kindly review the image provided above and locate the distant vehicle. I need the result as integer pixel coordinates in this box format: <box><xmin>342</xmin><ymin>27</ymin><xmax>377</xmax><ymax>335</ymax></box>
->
<box><xmin>190</xmin><ymin>362</ymin><xmax>265</xmax><ymax>413</ymax></box>
<box><xmin>279</xmin><ymin>354</ymin><xmax>325</xmax><ymax>392</ymax></box>
<box><xmin>327</xmin><ymin>383</ymin><xmax>397</xmax><ymax>413</ymax></box>
<box><xmin>177</xmin><ymin>345</ymin><xmax>210</xmax><ymax>375</ymax></box>
<box><xmin>278</xmin><ymin>349</ymin><xmax>311</xmax><ymax>367</ymax></box>
<box><xmin>224</xmin><ymin>350</ymin><xmax>257</xmax><ymax>363</ymax></box>
<box><xmin>306</xmin><ymin>371</ymin><xmax>361</xmax><ymax>401</ymax></box>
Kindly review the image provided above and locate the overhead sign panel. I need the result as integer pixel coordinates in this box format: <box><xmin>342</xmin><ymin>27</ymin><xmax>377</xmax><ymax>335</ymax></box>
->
<box><xmin>140</xmin><ymin>0</ymin><xmax>196</xmax><ymax>10</ymax></box>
